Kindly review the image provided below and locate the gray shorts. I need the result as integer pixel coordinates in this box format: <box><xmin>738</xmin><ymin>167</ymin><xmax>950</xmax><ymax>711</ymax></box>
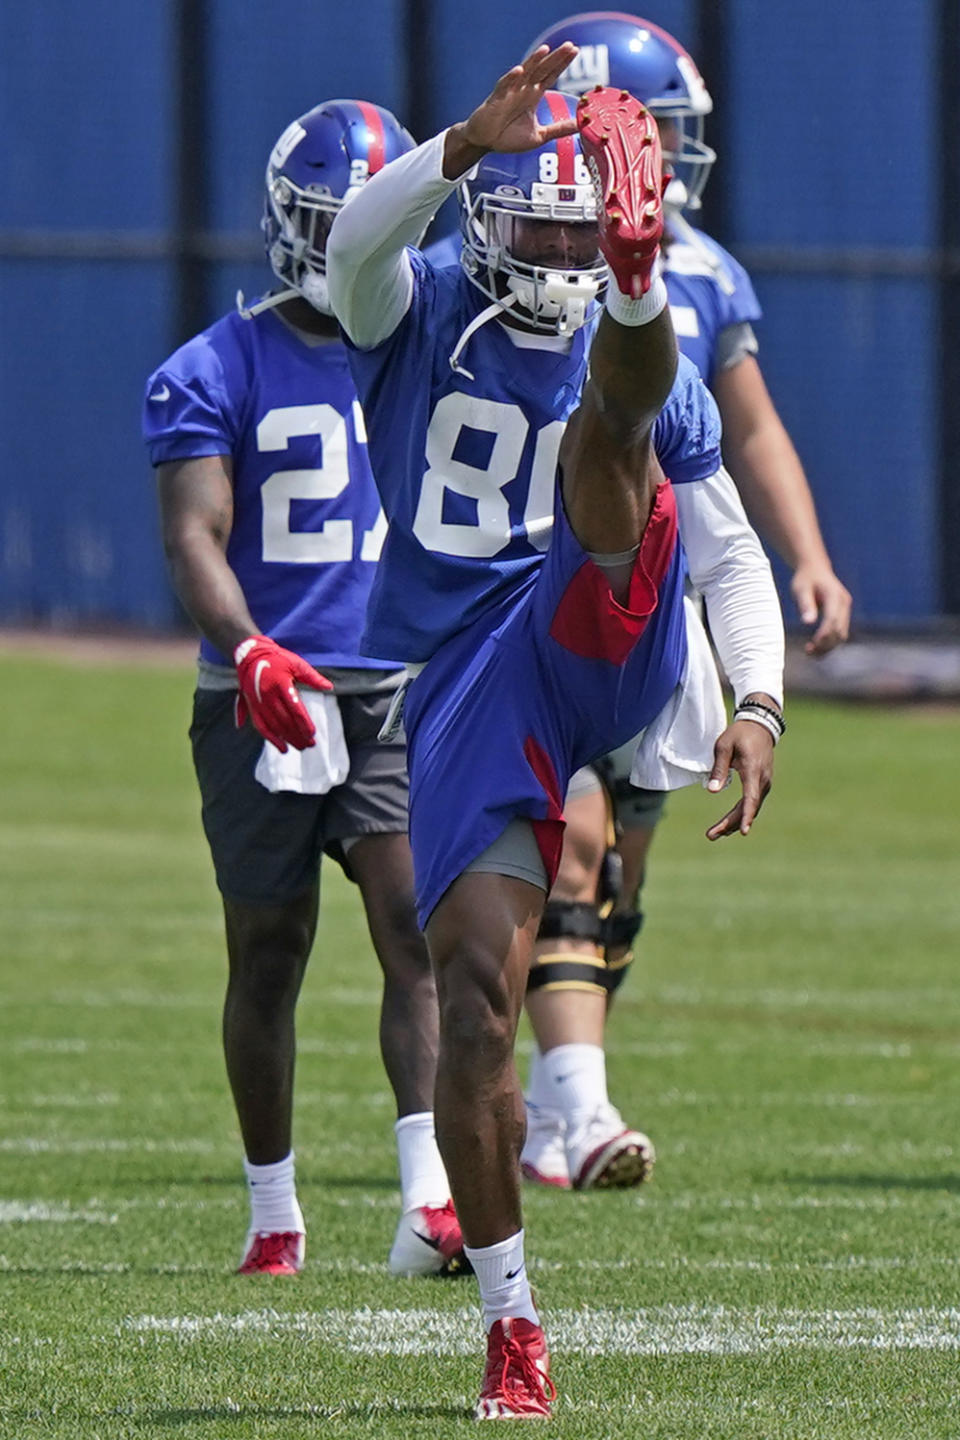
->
<box><xmin>190</xmin><ymin>688</ymin><xmax>409</xmax><ymax>905</ymax></box>
<box><xmin>592</xmin><ymin>740</ymin><xmax>669</xmax><ymax>833</ymax></box>
<box><xmin>463</xmin><ymin>817</ymin><xmax>548</xmax><ymax>892</ymax></box>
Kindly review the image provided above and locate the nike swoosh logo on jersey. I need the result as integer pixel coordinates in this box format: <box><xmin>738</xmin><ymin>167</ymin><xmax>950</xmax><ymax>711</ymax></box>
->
<box><xmin>149</xmin><ymin>384</ymin><xmax>171</xmax><ymax>402</ymax></box>
<box><xmin>254</xmin><ymin>660</ymin><xmax>270</xmax><ymax>703</ymax></box>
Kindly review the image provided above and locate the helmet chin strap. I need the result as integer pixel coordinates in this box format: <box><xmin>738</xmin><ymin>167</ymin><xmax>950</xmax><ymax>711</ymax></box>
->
<box><xmin>236</xmin><ymin>287</ymin><xmax>298</xmax><ymax>319</ymax></box>
<box><xmin>236</xmin><ymin>271</ymin><xmax>333</xmax><ymax>320</ymax></box>
<box><xmin>449</xmin><ymin>294</ymin><xmax>518</xmax><ymax>379</ymax></box>
<box><xmin>450</xmin><ymin>268</ymin><xmax>601</xmax><ymax>378</ymax></box>
<box><xmin>662</xmin><ymin>204</ymin><xmax>736</xmax><ymax>298</ymax></box>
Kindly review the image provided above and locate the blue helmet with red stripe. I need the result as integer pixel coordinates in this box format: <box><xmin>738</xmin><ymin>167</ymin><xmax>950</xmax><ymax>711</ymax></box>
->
<box><xmin>263</xmin><ymin>99</ymin><xmax>415</xmax><ymax>313</ymax></box>
<box><xmin>527</xmin><ymin>13</ymin><xmax>715</xmax><ymax>210</ymax></box>
<box><xmin>458</xmin><ymin>92</ymin><xmax>605</xmax><ymax>334</ymax></box>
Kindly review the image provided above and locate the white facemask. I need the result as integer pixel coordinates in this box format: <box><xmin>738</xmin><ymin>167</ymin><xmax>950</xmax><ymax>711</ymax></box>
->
<box><xmin>505</xmin><ymin>270</ymin><xmax>600</xmax><ymax>335</ymax></box>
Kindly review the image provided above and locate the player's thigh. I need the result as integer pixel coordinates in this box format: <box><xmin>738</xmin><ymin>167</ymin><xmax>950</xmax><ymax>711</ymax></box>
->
<box><xmin>348</xmin><ymin>832</ymin><xmax>427</xmax><ymax>974</ymax></box>
<box><xmin>559</xmin><ymin>401</ymin><xmax>662</xmax><ymax>556</ymax></box>
<box><xmin>222</xmin><ymin>886</ymin><xmax>320</xmax><ymax>981</ymax></box>
<box><xmin>427</xmin><ymin>869</ymin><xmax>544</xmax><ymax>1021</ymax></box>
<box><xmin>190</xmin><ymin>688</ymin><xmax>326</xmax><ymax>907</ymax></box>
<box><xmin>553</xmin><ymin>774</ymin><xmax>607</xmax><ymax>902</ymax></box>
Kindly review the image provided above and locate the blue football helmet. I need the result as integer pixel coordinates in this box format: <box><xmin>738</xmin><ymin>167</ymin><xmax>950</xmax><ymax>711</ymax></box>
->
<box><xmin>259</xmin><ymin>99</ymin><xmax>415</xmax><ymax>314</ymax></box>
<box><xmin>458</xmin><ymin>91</ymin><xmax>605</xmax><ymax>336</ymax></box>
<box><xmin>527</xmin><ymin>13</ymin><xmax>715</xmax><ymax>210</ymax></box>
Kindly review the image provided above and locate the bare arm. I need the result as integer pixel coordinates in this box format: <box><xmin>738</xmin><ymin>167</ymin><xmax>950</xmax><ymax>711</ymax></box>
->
<box><xmin>713</xmin><ymin>354</ymin><xmax>851</xmax><ymax>655</ymax></box>
<box><xmin>156</xmin><ymin>455</ymin><xmax>258</xmax><ymax>658</ymax></box>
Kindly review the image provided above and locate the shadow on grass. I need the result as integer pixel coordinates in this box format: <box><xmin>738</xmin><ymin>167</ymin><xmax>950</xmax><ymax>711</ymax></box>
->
<box><xmin>317</xmin><ymin>1174</ymin><xmax>398</xmax><ymax>1191</ymax></box>
<box><xmin>112</xmin><ymin>1172</ymin><xmax>399</xmax><ymax>1192</ymax></box>
<box><xmin>142</xmin><ymin>1401</ymin><xmax>470</xmax><ymax>1425</ymax></box>
<box><xmin>786</xmin><ymin>1172</ymin><xmax>960</xmax><ymax>1193</ymax></box>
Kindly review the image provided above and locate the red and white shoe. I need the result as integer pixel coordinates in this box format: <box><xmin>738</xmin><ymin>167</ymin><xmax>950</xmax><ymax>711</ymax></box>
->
<box><xmin>567</xmin><ymin>1106</ymin><xmax>656</xmax><ymax>1190</ymax></box>
<box><xmin>388</xmin><ymin>1200</ymin><xmax>471</xmax><ymax>1277</ymax></box>
<box><xmin>237</xmin><ymin>1230</ymin><xmax>304</xmax><ymax>1275</ymax></box>
<box><xmin>576</xmin><ymin>86</ymin><xmax>664</xmax><ymax>298</ymax></box>
<box><xmin>520</xmin><ymin>1105</ymin><xmax>571</xmax><ymax>1190</ymax></box>
<box><xmin>475</xmin><ymin>1316</ymin><xmax>556</xmax><ymax>1420</ymax></box>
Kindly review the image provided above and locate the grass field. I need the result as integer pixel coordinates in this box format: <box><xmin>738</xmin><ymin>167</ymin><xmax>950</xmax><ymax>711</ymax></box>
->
<box><xmin>1</xmin><ymin>652</ymin><xmax>958</xmax><ymax>1438</ymax></box>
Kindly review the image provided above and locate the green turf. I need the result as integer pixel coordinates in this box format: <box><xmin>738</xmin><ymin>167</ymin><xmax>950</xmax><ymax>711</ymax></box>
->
<box><xmin>1</xmin><ymin>655</ymin><xmax>958</xmax><ymax>1438</ymax></box>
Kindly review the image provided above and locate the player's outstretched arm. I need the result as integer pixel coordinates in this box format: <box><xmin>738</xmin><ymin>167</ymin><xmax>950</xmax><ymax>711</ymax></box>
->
<box><xmin>713</xmin><ymin>355</ymin><xmax>852</xmax><ymax>655</ymax></box>
<box><xmin>327</xmin><ymin>43</ymin><xmax>578</xmax><ymax>351</ymax></box>
<box><xmin>705</xmin><ymin>702</ymin><xmax>777</xmax><ymax>839</ymax></box>
<box><xmin>157</xmin><ymin>456</ymin><xmax>330</xmax><ymax>753</ymax></box>
<box><xmin>673</xmin><ymin>463</ymin><xmax>784</xmax><ymax>839</ymax></box>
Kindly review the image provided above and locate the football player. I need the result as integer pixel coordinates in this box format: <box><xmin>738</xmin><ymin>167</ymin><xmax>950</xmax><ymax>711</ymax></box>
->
<box><xmin>143</xmin><ymin>100</ymin><xmax>465</xmax><ymax>1280</ymax></box>
<box><xmin>516</xmin><ymin>12</ymin><xmax>850</xmax><ymax>1194</ymax></box>
<box><xmin>326</xmin><ymin>44</ymin><xmax>783</xmax><ymax>1418</ymax></box>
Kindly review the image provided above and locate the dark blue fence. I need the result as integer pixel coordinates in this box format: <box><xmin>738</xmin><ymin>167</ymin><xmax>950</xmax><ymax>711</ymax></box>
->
<box><xmin>0</xmin><ymin>1</ymin><xmax>950</xmax><ymax>628</ymax></box>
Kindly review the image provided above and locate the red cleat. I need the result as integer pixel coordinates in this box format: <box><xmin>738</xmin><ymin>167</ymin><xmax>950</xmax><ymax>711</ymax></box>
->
<box><xmin>237</xmin><ymin>1230</ymin><xmax>304</xmax><ymax>1275</ymax></box>
<box><xmin>576</xmin><ymin>86</ymin><xmax>664</xmax><ymax>298</ymax></box>
<box><xmin>475</xmin><ymin>1316</ymin><xmax>556</xmax><ymax>1420</ymax></box>
<box><xmin>389</xmin><ymin>1200</ymin><xmax>471</xmax><ymax>1277</ymax></box>
<box><xmin>570</xmin><ymin>1124</ymin><xmax>656</xmax><ymax>1190</ymax></box>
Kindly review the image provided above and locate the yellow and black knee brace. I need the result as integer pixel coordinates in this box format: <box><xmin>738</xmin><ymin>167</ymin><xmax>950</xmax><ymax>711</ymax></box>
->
<box><xmin>529</xmin><ymin>901</ymin><xmax>608</xmax><ymax>994</ymax></box>
<box><xmin>601</xmin><ymin>909</ymin><xmax>644</xmax><ymax>994</ymax></box>
<box><xmin>530</xmin><ymin>901</ymin><xmax>641</xmax><ymax>996</ymax></box>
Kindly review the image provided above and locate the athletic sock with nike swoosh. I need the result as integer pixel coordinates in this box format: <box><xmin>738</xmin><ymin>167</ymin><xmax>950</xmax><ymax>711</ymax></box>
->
<box><xmin>541</xmin><ymin>1042</ymin><xmax>608</xmax><ymax>1133</ymax></box>
<box><xmin>464</xmin><ymin>1229</ymin><xmax>540</xmax><ymax>1332</ymax></box>
<box><xmin>394</xmin><ymin>1111</ymin><xmax>451</xmax><ymax>1211</ymax></box>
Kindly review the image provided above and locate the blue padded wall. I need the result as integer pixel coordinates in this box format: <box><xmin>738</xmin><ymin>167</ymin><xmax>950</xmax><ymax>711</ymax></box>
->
<box><xmin>0</xmin><ymin>0</ymin><xmax>948</xmax><ymax>628</ymax></box>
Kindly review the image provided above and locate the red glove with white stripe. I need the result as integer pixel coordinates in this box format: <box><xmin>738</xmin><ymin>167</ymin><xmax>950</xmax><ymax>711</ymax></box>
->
<box><xmin>233</xmin><ymin>635</ymin><xmax>332</xmax><ymax>753</ymax></box>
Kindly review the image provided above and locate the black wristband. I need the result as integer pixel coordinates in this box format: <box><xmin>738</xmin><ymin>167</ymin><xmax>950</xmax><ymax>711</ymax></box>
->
<box><xmin>735</xmin><ymin>699</ymin><xmax>786</xmax><ymax>738</ymax></box>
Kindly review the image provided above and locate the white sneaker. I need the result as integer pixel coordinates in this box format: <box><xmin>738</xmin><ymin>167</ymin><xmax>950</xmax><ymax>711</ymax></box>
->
<box><xmin>566</xmin><ymin>1106</ymin><xmax>656</xmax><ymax>1190</ymax></box>
<box><xmin>388</xmin><ymin>1200</ymin><xmax>470</xmax><ymax>1277</ymax></box>
<box><xmin>520</xmin><ymin>1104</ymin><xmax>571</xmax><ymax>1189</ymax></box>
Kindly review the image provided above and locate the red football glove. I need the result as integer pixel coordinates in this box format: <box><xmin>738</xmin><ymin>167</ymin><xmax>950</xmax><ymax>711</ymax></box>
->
<box><xmin>233</xmin><ymin>635</ymin><xmax>332</xmax><ymax>753</ymax></box>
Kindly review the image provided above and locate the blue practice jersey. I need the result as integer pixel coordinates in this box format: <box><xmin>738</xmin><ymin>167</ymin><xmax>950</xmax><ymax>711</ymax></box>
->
<box><xmin>426</xmin><ymin>228</ymin><xmax>762</xmax><ymax>390</ymax></box>
<box><xmin>345</xmin><ymin>252</ymin><xmax>721</xmax><ymax>664</ymax></box>
<box><xmin>143</xmin><ymin>307</ymin><xmax>395</xmax><ymax>671</ymax></box>
<box><xmin>663</xmin><ymin>227</ymin><xmax>762</xmax><ymax>387</ymax></box>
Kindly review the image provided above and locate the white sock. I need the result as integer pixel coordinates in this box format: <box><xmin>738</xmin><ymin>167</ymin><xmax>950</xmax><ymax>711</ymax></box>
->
<box><xmin>243</xmin><ymin>1151</ymin><xmax>304</xmax><ymax>1235</ymax></box>
<box><xmin>541</xmin><ymin>1043</ymin><xmax>608</xmax><ymax>1132</ymax></box>
<box><xmin>395</xmin><ymin>1112</ymin><xmax>451</xmax><ymax>1211</ymax></box>
<box><xmin>525</xmin><ymin>1045</ymin><xmax>553</xmax><ymax>1113</ymax></box>
<box><xmin>604</xmin><ymin>273</ymin><xmax>668</xmax><ymax>325</ymax></box>
<box><xmin>464</xmin><ymin>1230</ymin><xmax>540</xmax><ymax>1332</ymax></box>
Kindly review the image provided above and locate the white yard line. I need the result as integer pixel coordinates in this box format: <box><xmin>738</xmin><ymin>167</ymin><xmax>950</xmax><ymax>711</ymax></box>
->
<box><xmin>655</xmin><ymin>982</ymin><xmax>956</xmax><ymax>1012</ymax></box>
<box><xmin>2</xmin><ymin>1093</ymin><xmax>120</xmax><ymax>1108</ymax></box>
<box><xmin>0</xmin><ymin>1137</ymin><xmax>221</xmax><ymax>1154</ymax></box>
<box><xmin>0</xmin><ymin>1201</ymin><xmax>116</xmax><ymax>1224</ymax></box>
<box><xmin>120</xmin><ymin>1304</ymin><xmax>960</xmax><ymax>1354</ymax></box>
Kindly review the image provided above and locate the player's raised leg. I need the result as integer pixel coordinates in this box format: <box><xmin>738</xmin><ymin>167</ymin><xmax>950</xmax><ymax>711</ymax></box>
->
<box><xmin>560</xmin><ymin>89</ymin><xmax>677</xmax><ymax>567</ymax></box>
